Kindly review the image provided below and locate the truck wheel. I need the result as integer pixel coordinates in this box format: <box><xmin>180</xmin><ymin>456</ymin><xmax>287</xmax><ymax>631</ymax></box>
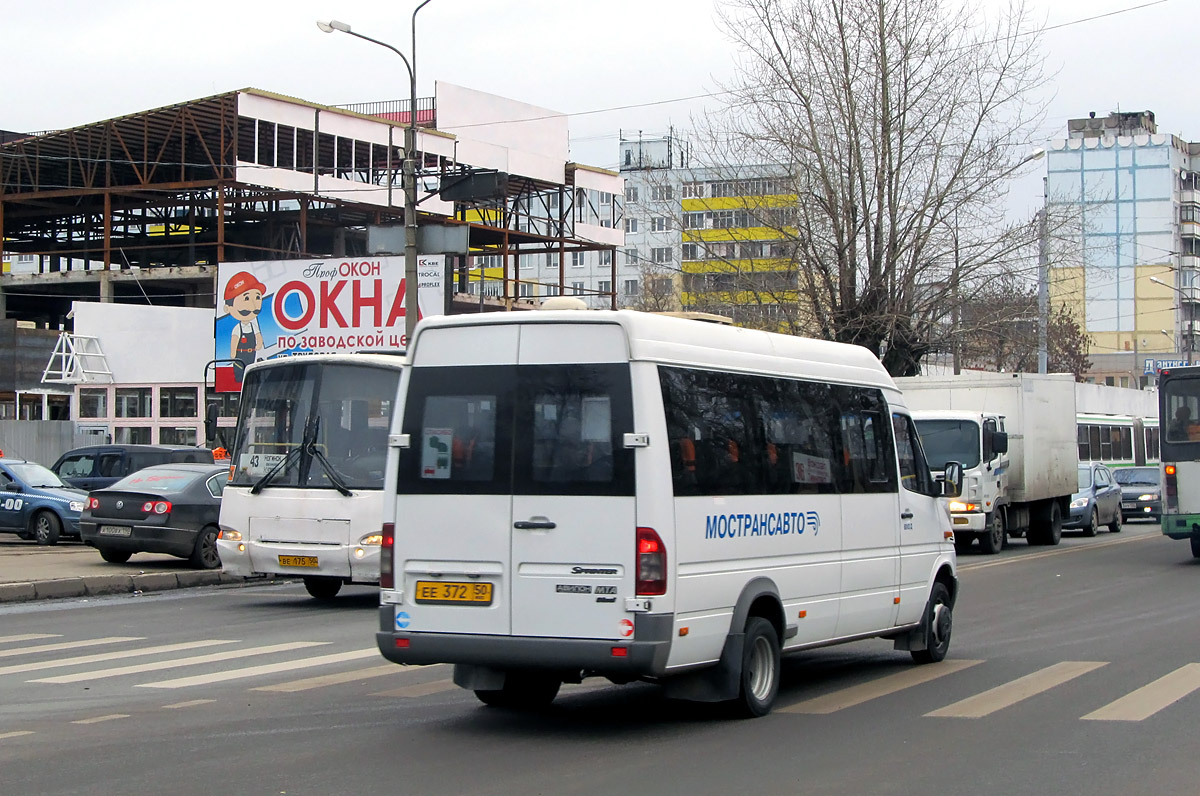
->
<box><xmin>475</xmin><ymin>672</ymin><xmax>561</xmax><ymax>709</ymax></box>
<box><xmin>33</xmin><ymin>512</ymin><xmax>61</xmax><ymax>546</ymax></box>
<box><xmin>980</xmin><ymin>512</ymin><xmax>1005</xmax><ymax>554</ymax></box>
<box><xmin>1031</xmin><ymin>502</ymin><xmax>1063</xmax><ymax>546</ymax></box>
<box><xmin>730</xmin><ymin>617</ymin><xmax>781</xmax><ymax>718</ymax></box>
<box><xmin>1046</xmin><ymin>502</ymin><xmax>1062</xmax><ymax>545</ymax></box>
<box><xmin>303</xmin><ymin>577</ymin><xmax>342</xmax><ymax>600</ymax></box>
<box><xmin>953</xmin><ymin>534</ymin><xmax>973</xmax><ymax>553</ymax></box>
<box><xmin>1108</xmin><ymin>510</ymin><xmax>1122</xmax><ymax>534</ymax></box>
<box><xmin>911</xmin><ymin>582</ymin><xmax>953</xmax><ymax>664</ymax></box>
<box><xmin>1083</xmin><ymin>507</ymin><xmax>1099</xmax><ymax>538</ymax></box>
<box><xmin>1191</xmin><ymin>536</ymin><xmax>1200</xmax><ymax>559</ymax></box>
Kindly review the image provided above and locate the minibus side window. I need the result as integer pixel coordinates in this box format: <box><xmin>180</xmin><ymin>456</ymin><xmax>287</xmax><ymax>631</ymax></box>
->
<box><xmin>892</xmin><ymin>413</ymin><xmax>937</xmax><ymax>496</ymax></box>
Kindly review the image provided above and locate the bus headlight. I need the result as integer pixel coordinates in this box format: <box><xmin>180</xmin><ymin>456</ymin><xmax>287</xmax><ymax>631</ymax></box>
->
<box><xmin>358</xmin><ymin>534</ymin><xmax>384</xmax><ymax>546</ymax></box>
<box><xmin>218</xmin><ymin>529</ymin><xmax>243</xmax><ymax>542</ymax></box>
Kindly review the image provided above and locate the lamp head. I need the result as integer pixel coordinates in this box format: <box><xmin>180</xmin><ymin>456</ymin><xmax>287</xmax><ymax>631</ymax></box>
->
<box><xmin>316</xmin><ymin>19</ymin><xmax>351</xmax><ymax>33</ymax></box>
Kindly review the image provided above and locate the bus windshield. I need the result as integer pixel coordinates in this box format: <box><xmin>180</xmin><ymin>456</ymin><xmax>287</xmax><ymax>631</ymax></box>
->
<box><xmin>912</xmin><ymin>419</ymin><xmax>981</xmax><ymax>470</ymax></box>
<box><xmin>228</xmin><ymin>361</ymin><xmax>399</xmax><ymax>490</ymax></box>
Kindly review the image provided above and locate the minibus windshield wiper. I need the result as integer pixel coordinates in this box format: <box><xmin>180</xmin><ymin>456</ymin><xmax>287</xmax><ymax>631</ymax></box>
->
<box><xmin>309</xmin><ymin>445</ymin><xmax>353</xmax><ymax>497</ymax></box>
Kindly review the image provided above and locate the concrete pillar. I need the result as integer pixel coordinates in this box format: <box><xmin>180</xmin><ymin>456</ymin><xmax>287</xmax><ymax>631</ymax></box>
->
<box><xmin>99</xmin><ymin>271</ymin><xmax>113</xmax><ymax>303</ymax></box>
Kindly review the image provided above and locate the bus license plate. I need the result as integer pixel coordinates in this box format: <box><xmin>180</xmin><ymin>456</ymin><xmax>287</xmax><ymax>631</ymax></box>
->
<box><xmin>278</xmin><ymin>555</ymin><xmax>319</xmax><ymax>567</ymax></box>
<box><xmin>414</xmin><ymin>580</ymin><xmax>493</xmax><ymax>605</ymax></box>
<box><xmin>98</xmin><ymin>525</ymin><xmax>131</xmax><ymax>537</ymax></box>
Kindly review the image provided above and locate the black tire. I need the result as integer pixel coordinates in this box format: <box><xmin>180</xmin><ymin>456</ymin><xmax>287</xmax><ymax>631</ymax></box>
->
<box><xmin>1046</xmin><ymin>502</ymin><xmax>1063</xmax><ymax>545</ymax></box>
<box><xmin>1082</xmin><ymin>507</ymin><xmax>1099</xmax><ymax>538</ymax></box>
<box><xmin>1108</xmin><ymin>509</ymin><xmax>1122</xmax><ymax>534</ymax></box>
<box><xmin>303</xmin><ymin>576</ymin><xmax>343</xmax><ymax>600</ymax></box>
<box><xmin>953</xmin><ymin>535</ymin><xmax>973</xmax><ymax>554</ymax></box>
<box><xmin>33</xmin><ymin>511</ymin><xmax>61</xmax><ymax>546</ymax></box>
<box><xmin>188</xmin><ymin>527</ymin><xmax>221</xmax><ymax>569</ymax></box>
<box><xmin>911</xmin><ymin>581</ymin><xmax>953</xmax><ymax>664</ymax></box>
<box><xmin>98</xmin><ymin>548</ymin><xmax>132</xmax><ymax>563</ymax></box>
<box><xmin>16</xmin><ymin>529</ymin><xmax>33</xmax><ymax>540</ymax></box>
<box><xmin>979</xmin><ymin>512</ymin><xmax>1005</xmax><ymax>554</ymax></box>
<box><xmin>474</xmin><ymin>672</ymin><xmax>561</xmax><ymax>709</ymax></box>
<box><xmin>1191</xmin><ymin>536</ymin><xmax>1200</xmax><ymax>559</ymax></box>
<box><xmin>730</xmin><ymin>617</ymin><xmax>781</xmax><ymax>718</ymax></box>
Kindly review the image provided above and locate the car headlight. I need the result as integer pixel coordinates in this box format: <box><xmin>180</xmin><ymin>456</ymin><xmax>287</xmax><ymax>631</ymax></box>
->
<box><xmin>1070</xmin><ymin>497</ymin><xmax>1088</xmax><ymax>509</ymax></box>
<box><xmin>1138</xmin><ymin>493</ymin><xmax>1159</xmax><ymax>502</ymax></box>
<box><xmin>69</xmin><ymin>501</ymin><xmax>85</xmax><ymax>512</ymax></box>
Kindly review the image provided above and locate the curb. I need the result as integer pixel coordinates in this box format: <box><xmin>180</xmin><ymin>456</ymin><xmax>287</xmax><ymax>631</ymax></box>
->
<box><xmin>0</xmin><ymin>572</ymin><xmax>278</xmax><ymax>605</ymax></box>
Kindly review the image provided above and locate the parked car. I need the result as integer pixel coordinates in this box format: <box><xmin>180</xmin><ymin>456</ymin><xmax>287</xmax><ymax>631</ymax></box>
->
<box><xmin>1113</xmin><ymin>466</ymin><xmax>1162</xmax><ymax>522</ymax></box>
<box><xmin>0</xmin><ymin>458</ymin><xmax>87</xmax><ymax>545</ymax></box>
<box><xmin>79</xmin><ymin>463</ymin><xmax>228</xmax><ymax>568</ymax></box>
<box><xmin>1064</xmin><ymin>462</ymin><xmax>1122</xmax><ymax>536</ymax></box>
<box><xmin>51</xmin><ymin>445</ymin><xmax>215</xmax><ymax>492</ymax></box>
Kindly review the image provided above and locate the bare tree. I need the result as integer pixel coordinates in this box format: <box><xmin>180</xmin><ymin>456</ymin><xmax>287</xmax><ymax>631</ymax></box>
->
<box><xmin>696</xmin><ymin>0</ymin><xmax>1051</xmax><ymax>374</ymax></box>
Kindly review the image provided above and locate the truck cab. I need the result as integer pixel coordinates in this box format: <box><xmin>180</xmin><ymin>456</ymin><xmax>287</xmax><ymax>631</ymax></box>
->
<box><xmin>912</xmin><ymin>410</ymin><xmax>1010</xmax><ymax>554</ymax></box>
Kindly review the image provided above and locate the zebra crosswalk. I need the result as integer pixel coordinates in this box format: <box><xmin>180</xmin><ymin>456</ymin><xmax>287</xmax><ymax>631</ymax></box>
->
<box><xmin>1</xmin><ymin>632</ymin><xmax>1200</xmax><ymax>724</ymax></box>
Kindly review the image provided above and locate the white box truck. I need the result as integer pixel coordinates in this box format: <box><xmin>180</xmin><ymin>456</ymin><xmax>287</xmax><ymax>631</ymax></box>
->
<box><xmin>895</xmin><ymin>373</ymin><xmax>1078</xmax><ymax>553</ymax></box>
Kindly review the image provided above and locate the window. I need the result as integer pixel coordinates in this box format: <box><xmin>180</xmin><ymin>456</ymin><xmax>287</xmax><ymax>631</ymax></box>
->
<box><xmin>658</xmin><ymin>366</ymin><xmax>897</xmax><ymax>497</ymax></box>
<box><xmin>114</xmin><ymin>388</ymin><xmax>152</xmax><ymax>418</ymax></box>
<box><xmin>682</xmin><ymin>182</ymin><xmax>704</xmax><ymax>199</ymax></box>
<box><xmin>572</xmin><ymin>281</ymin><xmax>585</xmax><ymax>295</ymax></box>
<box><xmin>519</xmin><ymin>282</ymin><xmax>532</xmax><ymax>297</ymax></box>
<box><xmin>600</xmin><ymin>192</ymin><xmax>611</xmax><ymax>205</ymax></box>
<box><xmin>599</xmin><ymin>250</ymin><xmax>613</xmax><ymax>266</ymax></box>
<box><xmin>623</xmin><ymin>279</ymin><xmax>638</xmax><ymax>296</ymax></box>
<box><xmin>114</xmin><ymin>426</ymin><xmax>153</xmax><ymax>444</ymax></box>
<box><xmin>571</xmin><ymin>252</ymin><xmax>586</xmax><ymax>267</ymax></box>
<box><xmin>651</xmin><ymin>185</ymin><xmax>674</xmax><ymax>201</ymax></box>
<box><xmin>651</xmin><ymin>216</ymin><xmax>672</xmax><ymax>232</ymax></box>
<box><xmin>79</xmin><ymin>388</ymin><xmax>107</xmax><ymax>419</ymax></box>
<box><xmin>682</xmin><ymin>243</ymin><xmax>700</xmax><ymax>261</ymax></box>
<box><xmin>652</xmin><ymin>247</ymin><xmax>672</xmax><ymax>264</ymax></box>
<box><xmin>893</xmin><ymin>414</ymin><xmax>937</xmax><ymax>496</ymax></box>
<box><xmin>160</xmin><ymin>427</ymin><xmax>199</xmax><ymax>445</ymax></box>
<box><xmin>625</xmin><ymin>218</ymin><xmax>639</xmax><ymax>234</ymax></box>
<box><xmin>160</xmin><ymin>388</ymin><xmax>199</xmax><ymax>418</ymax></box>
<box><xmin>598</xmin><ymin>280</ymin><xmax>612</xmax><ymax>295</ymax></box>
<box><xmin>683</xmin><ymin>212</ymin><xmax>706</xmax><ymax>230</ymax></box>
<box><xmin>206</xmin><ymin>474</ymin><xmax>227</xmax><ymax>498</ymax></box>
<box><xmin>625</xmin><ymin>248</ymin><xmax>639</xmax><ymax>266</ymax></box>
<box><xmin>625</xmin><ymin>186</ymin><xmax>639</xmax><ymax>203</ymax></box>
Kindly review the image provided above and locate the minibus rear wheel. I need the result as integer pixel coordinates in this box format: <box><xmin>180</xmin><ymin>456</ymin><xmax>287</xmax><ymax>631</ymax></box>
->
<box><xmin>475</xmin><ymin>672</ymin><xmax>561</xmax><ymax>709</ymax></box>
<box><xmin>731</xmin><ymin>617</ymin><xmax>781</xmax><ymax>718</ymax></box>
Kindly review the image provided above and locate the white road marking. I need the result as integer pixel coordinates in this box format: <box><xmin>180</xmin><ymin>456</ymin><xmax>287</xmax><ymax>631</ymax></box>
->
<box><xmin>958</xmin><ymin>533</ymin><xmax>1154</xmax><ymax>572</ymax></box>
<box><xmin>162</xmin><ymin>699</ymin><xmax>216</xmax><ymax>709</ymax></box>
<box><xmin>371</xmin><ymin>679</ymin><xmax>458</xmax><ymax>698</ymax></box>
<box><xmin>0</xmin><ymin>731</ymin><xmax>35</xmax><ymax>740</ymax></box>
<box><xmin>0</xmin><ymin>634</ymin><xmax>60</xmax><ymax>644</ymax></box>
<box><xmin>0</xmin><ymin>640</ymin><xmax>239</xmax><ymax>676</ymax></box>
<box><xmin>0</xmin><ymin>637</ymin><xmax>142</xmax><ymax>659</ymax></box>
<box><xmin>1082</xmin><ymin>663</ymin><xmax>1200</xmax><ymax>722</ymax></box>
<box><xmin>251</xmin><ymin>664</ymin><xmax>400</xmax><ymax>693</ymax></box>
<box><xmin>780</xmin><ymin>659</ymin><xmax>984</xmax><ymax>714</ymax></box>
<box><xmin>71</xmin><ymin>714</ymin><xmax>129</xmax><ymax>725</ymax></box>
<box><xmin>30</xmin><ymin>642</ymin><xmax>329</xmax><ymax>684</ymax></box>
<box><xmin>926</xmin><ymin>661</ymin><xmax>1107</xmax><ymax>718</ymax></box>
<box><xmin>139</xmin><ymin>648</ymin><xmax>381</xmax><ymax>689</ymax></box>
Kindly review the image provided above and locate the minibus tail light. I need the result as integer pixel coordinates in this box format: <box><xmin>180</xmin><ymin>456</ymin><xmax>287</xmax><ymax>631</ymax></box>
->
<box><xmin>379</xmin><ymin>523</ymin><xmax>395</xmax><ymax>589</ymax></box>
<box><xmin>636</xmin><ymin>527</ymin><xmax>666</xmax><ymax>596</ymax></box>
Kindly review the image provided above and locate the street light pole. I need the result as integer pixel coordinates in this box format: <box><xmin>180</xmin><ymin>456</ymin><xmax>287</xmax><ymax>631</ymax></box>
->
<box><xmin>318</xmin><ymin>3</ymin><xmax>433</xmax><ymax>350</ymax></box>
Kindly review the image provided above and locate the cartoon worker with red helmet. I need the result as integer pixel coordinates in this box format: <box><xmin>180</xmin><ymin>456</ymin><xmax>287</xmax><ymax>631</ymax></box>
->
<box><xmin>225</xmin><ymin>271</ymin><xmax>269</xmax><ymax>370</ymax></box>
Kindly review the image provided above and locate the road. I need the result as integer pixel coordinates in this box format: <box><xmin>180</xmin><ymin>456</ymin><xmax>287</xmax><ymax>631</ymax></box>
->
<box><xmin>1</xmin><ymin>521</ymin><xmax>1197</xmax><ymax>796</ymax></box>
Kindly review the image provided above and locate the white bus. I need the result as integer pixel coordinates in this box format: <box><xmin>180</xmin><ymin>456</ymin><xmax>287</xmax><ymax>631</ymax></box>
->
<box><xmin>216</xmin><ymin>353</ymin><xmax>405</xmax><ymax>599</ymax></box>
<box><xmin>1158</xmin><ymin>365</ymin><xmax>1200</xmax><ymax>558</ymax></box>
<box><xmin>374</xmin><ymin>310</ymin><xmax>961</xmax><ymax>717</ymax></box>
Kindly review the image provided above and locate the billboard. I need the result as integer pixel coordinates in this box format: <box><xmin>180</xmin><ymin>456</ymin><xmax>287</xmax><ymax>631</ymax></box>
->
<box><xmin>214</xmin><ymin>255</ymin><xmax>444</xmax><ymax>391</ymax></box>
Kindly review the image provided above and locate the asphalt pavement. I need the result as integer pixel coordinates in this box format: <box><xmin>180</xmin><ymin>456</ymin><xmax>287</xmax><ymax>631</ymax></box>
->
<box><xmin>0</xmin><ymin>537</ymin><xmax>278</xmax><ymax>603</ymax></box>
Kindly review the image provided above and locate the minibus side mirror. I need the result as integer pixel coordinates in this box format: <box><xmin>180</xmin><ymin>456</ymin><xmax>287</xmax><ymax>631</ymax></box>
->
<box><xmin>204</xmin><ymin>403</ymin><xmax>218</xmax><ymax>446</ymax></box>
<box><xmin>942</xmin><ymin>461</ymin><xmax>964</xmax><ymax>498</ymax></box>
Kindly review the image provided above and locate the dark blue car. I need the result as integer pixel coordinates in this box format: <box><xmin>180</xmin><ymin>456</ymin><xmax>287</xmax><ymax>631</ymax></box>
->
<box><xmin>0</xmin><ymin>458</ymin><xmax>87</xmax><ymax>545</ymax></box>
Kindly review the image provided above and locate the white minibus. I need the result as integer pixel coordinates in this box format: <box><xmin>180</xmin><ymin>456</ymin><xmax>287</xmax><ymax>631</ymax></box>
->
<box><xmin>217</xmin><ymin>353</ymin><xmax>404</xmax><ymax>599</ymax></box>
<box><xmin>375</xmin><ymin>311</ymin><xmax>961</xmax><ymax>716</ymax></box>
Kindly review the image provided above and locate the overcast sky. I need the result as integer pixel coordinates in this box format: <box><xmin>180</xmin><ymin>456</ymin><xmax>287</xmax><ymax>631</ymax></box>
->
<box><xmin>2</xmin><ymin>0</ymin><xmax>1189</xmax><ymax>219</ymax></box>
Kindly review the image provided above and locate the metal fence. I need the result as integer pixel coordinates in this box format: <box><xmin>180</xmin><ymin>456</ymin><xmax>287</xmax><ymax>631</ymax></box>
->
<box><xmin>0</xmin><ymin>421</ymin><xmax>97</xmax><ymax>467</ymax></box>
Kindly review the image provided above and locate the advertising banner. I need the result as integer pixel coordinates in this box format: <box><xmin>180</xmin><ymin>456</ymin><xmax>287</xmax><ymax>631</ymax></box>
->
<box><xmin>214</xmin><ymin>255</ymin><xmax>444</xmax><ymax>391</ymax></box>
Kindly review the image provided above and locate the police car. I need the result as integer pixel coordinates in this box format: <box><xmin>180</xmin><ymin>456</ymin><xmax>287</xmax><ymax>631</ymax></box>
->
<box><xmin>0</xmin><ymin>458</ymin><xmax>87</xmax><ymax>545</ymax></box>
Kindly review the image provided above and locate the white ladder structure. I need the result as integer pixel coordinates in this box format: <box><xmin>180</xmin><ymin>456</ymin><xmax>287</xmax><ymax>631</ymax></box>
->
<box><xmin>42</xmin><ymin>333</ymin><xmax>114</xmax><ymax>384</ymax></box>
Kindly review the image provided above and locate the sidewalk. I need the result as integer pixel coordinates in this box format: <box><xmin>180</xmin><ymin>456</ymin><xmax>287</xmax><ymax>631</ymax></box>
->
<box><xmin>0</xmin><ymin>539</ymin><xmax>277</xmax><ymax>603</ymax></box>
